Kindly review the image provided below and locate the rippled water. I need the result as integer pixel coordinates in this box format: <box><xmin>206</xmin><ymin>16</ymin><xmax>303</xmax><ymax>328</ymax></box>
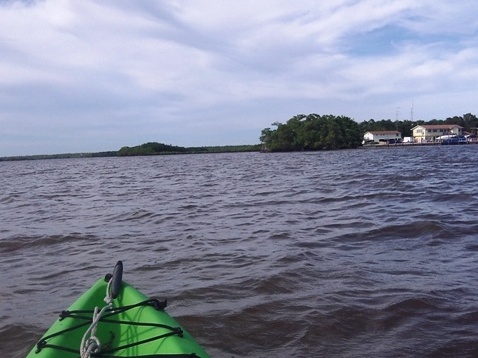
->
<box><xmin>1</xmin><ymin>146</ymin><xmax>478</xmax><ymax>357</ymax></box>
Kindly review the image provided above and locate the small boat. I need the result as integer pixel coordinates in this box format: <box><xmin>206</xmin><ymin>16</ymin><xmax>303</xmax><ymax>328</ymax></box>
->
<box><xmin>440</xmin><ymin>135</ymin><xmax>467</xmax><ymax>145</ymax></box>
<box><xmin>26</xmin><ymin>261</ymin><xmax>210</xmax><ymax>358</ymax></box>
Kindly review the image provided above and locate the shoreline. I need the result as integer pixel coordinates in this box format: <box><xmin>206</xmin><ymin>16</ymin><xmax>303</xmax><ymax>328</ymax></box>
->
<box><xmin>361</xmin><ymin>141</ymin><xmax>478</xmax><ymax>149</ymax></box>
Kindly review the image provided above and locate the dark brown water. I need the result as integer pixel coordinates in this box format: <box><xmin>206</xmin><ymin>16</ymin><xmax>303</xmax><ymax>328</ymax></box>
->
<box><xmin>1</xmin><ymin>147</ymin><xmax>478</xmax><ymax>357</ymax></box>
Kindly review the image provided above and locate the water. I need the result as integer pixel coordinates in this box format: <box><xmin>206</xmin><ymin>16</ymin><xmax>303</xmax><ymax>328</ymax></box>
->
<box><xmin>1</xmin><ymin>146</ymin><xmax>478</xmax><ymax>357</ymax></box>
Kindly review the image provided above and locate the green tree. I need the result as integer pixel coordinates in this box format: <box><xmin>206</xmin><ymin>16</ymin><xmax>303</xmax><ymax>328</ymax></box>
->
<box><xmin>260</xmin><ymin>114</ymin><xmax>361</xmax><ymax>152</ymax></box>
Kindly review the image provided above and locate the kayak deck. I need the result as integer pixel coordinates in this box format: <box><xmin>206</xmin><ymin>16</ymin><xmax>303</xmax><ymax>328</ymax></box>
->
<box><xmin>27</xmin><ymin>267</ymin><xmax>210</xmax><ymax>357</ymax></box>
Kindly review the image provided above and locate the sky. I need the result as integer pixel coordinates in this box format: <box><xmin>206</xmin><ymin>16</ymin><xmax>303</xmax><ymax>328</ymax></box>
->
<box><xmin>1</xmin><ymin>0</ymin><xmax>478</xmax><ymax>156</ymax></box>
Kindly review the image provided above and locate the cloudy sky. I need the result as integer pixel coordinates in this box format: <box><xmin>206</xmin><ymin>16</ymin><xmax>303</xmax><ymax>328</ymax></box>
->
<box><xmin>1</xmin><ymin>0</ymin><xmax>478</xmax><ymax>156</ymax></box>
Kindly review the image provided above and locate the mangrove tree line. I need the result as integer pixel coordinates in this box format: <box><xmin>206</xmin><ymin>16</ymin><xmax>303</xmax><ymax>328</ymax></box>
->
<box><xmin>260</xmin><ymin>114</ymin><xmax>362</xmax><ymax>152</ymax></box>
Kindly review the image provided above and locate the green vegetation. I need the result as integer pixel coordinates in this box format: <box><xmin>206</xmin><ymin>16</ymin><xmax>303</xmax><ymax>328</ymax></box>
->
<box><xmin>118</xmin><ymin>142</ymin><xmax>261</xmax><ymax>156</ymax></box>
<box><xmin>118</xmin><ymin>142</ymin><xmax>188</xmax><ymax>156</ymax></box>
<box><xmin>0</xmin><ymin>151</ymin><xmax>118</xmax><ymax>161</ymax></box>
<box><xmin>186</xmin><ymin>144</ymin><xmax>261</xmax><ymax>153</ymax></box>
<box><xmin>0</xmin><ymin>143</ymin><xmax>261</xmax><ymax>161</ymax></box>
<box><xmin>260</xmin><ymin>114</ymin><xmax>362</xmax><ymax>152</ymax></box>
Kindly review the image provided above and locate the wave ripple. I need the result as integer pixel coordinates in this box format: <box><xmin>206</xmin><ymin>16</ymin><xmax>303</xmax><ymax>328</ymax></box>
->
<box><xmin>1</xmin><ymin>147</ymin><xmax>478</xmax><ymax>357</ymax></box>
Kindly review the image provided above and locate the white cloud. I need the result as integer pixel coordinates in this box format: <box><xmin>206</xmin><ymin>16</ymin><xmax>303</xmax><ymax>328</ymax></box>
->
<box><xmin>1</xmin><ymin>0</ymin><xmax>478</xmax><ymax>155</ymax></box>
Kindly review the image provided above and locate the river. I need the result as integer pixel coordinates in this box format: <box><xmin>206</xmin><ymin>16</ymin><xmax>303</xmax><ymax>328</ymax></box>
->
<box><xmin>1</xmin><ymin>146</ymin><xmax>478</xmax><ymax>357</ymax></box>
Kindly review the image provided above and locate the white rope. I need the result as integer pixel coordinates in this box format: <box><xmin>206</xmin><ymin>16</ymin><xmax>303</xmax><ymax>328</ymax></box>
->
<box><xmin>80</xmin><ymin>279</ymin><xmax>114</xmax><ymax>358</ymax></box>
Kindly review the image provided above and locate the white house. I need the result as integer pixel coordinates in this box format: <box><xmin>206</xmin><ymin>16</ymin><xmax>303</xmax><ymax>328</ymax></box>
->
<box><xmin>363</xmin><ymin>131</ymin><xmax>401</xmax><ymax>143</ymax></box>
<box><xmin>411</xmin><ymin>125</ymin><xmax>463</xmax><ymax>142</ymax></box>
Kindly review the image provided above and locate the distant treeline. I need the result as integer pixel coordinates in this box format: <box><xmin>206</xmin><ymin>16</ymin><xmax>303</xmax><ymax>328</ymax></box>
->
<box><xmin>0</xmin><ymin>144</ymin><xmax>262</xmax><ymax>161</ymax></box>
<box><xmin>118</xmin><ymin>142</ymin><xmax>261</xmax><ymax>156</ymax></box>
<box><xmin>118</xmin><ymin>142</ymin><xmax>188</xmax><ymax>156</ymax></box>
<box><xmin>0</xmin><ymin>151</ymin><xmax>118</xmax><ymax>161</ymax></box>
<box><xmin>187</xmin><ymin>144</ymin><xmax>261</xmax><ymax>153</ymax></box>
<box><xmin>260</xmin><ymin>112</ymin><xmax>478</xmax><ymax>152</ymax></box>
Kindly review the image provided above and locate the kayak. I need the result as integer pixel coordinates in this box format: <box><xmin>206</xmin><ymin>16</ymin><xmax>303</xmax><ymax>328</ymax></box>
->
<box><xmin>26</xmin><ymin>261</ymin><xmax>210</xmax><ymax>358</ymax></box>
